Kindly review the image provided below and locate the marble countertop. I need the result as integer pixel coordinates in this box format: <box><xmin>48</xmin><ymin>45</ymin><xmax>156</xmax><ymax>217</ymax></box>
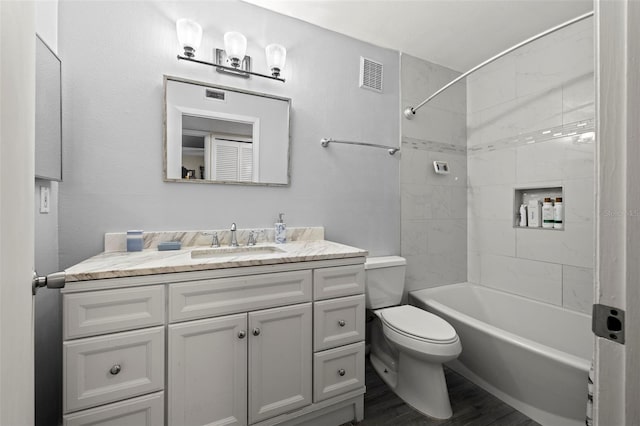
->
<box><xmin>65</xmin><ymin>240</ymin><xmax>368</xmax><ymax>282</ymax></box>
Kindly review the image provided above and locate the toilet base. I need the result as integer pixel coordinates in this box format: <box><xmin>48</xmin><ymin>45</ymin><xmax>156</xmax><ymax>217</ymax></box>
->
<box><xmin>370</xmin><ymin>352</ymin><xmax>398</xmax><ymax>389</ymax></box>
<box><xmin>396</xmin><ymin>351</ymin><xmax>453</xmax><ymax>419</ymax></box>
<box><xmin>370</xmin><ymin>350</ymin><xmax>453</xmax><ymax>420</ymax></box>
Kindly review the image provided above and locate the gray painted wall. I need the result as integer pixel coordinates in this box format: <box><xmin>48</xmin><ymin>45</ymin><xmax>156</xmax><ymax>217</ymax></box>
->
<box><xmin>58</xmin><ymin>0</ymin><xmax>400</xmax><ymax>269</ymax></box>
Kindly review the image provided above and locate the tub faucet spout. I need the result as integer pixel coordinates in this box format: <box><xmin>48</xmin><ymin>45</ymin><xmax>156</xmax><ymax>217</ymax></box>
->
<box><xmin>230</xmin><ymin>223</ymin><xmax>239</xmax><ymax>247</ymax></box>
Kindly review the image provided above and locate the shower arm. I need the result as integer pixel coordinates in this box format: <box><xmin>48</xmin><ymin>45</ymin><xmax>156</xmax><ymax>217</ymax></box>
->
<box><xmin>403</xmin><ymin>10</ymin><xmax>594</xmax><ymax>119</ymax></box>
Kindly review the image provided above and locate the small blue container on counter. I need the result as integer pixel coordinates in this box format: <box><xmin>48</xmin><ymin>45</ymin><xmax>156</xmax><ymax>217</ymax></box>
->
<box><xmin>126</xmin><ymin>230</ymin><xmax>144</xmax><ymax>252</ymax></box>
<box><xmin>158</xmin><ymin>241</ymin><xmax>182</xmax><ymax>251</ymax></box>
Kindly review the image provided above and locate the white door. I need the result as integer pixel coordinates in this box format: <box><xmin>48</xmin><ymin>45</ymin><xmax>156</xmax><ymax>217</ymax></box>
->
<box><xmin>0</xmin><ymin>2</ymin><xmax>36</xmax><ymax>425</ymax></box>
<box><xmin>168</xmin><ymin>314</ymin><xmax>248</xmax><ymax>426</ymax></box>
<box><xmin>212</xmin><ymin>139</ymin><xmax>254</xmax><ymax>182</ymax></box>
<box><xmin>594</xmin><ymin>1</ymin><xmax>640</xmax><ymax>424</ymax></box>
<box><xmin>248</xmin><ymin>303</ymin><xmax>312</xmax><ymax>424</ymax></box>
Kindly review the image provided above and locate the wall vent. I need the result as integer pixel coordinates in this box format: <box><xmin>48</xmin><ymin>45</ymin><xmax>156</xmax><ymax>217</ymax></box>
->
<box><xmin>359</xmin><ymin>57</ymin><xmax>383</xmax><ymax>92</ymax></box>
<box><xmin>205</xmin><ymin>88</ymin><xmax>226</xmax><ymax>101</ymax></box>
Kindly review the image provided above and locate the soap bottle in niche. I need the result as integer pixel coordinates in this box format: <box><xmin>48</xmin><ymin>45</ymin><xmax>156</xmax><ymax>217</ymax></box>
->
<box><xmin>542</xmin><ymin>197</ymin><xmax>555</xmax><ymax>229</ymax></box>
<box><xmin>554</xmin><ymin>197</ymin><xmax>564</xmax><ymax>229</ymax></box>
<box><xmin>519</xmin><ymin>204</ymin><xmax>528</xmax><ymax>227</ymax></box>
<box><xmin>275</xmin><ymin>213</ymin><xmax>286</xmax><ymax>244</ymax></box>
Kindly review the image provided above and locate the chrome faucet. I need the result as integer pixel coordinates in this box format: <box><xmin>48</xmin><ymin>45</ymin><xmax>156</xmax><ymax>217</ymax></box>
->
<box><xmin>210</xmin><ymin>232</ymin><xmax>219</xmax><ymax>248</ymax></box>
<box><xmin>230</xmin><ymin>223</ymin><xmax>239</xmax><ymax>247</ymax></box>
<box><xmin>202</xmin><ymin>231</ymin><xmax>220</xmax><ymax>247</ymax></box>
<box><xmin>247</xmin><ymin>231</ymin><xmax>257</xmax><ymax>246</ymax></box>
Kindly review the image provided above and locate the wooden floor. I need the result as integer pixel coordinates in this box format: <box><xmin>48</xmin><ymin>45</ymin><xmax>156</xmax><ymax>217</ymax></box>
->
<box><xmin>353</xmin><ymin>358</ymin><xmax>541</xmax><ymax>426</ymax></box>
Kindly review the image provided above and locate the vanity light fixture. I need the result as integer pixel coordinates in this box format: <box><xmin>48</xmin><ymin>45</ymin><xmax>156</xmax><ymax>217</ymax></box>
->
<box><xmin>175</xmin><ymin>20</ymin><xmax>287</xmax><ymax>82</ymax></box>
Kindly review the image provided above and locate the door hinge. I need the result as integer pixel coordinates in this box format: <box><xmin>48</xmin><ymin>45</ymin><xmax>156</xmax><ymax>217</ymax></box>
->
<box><xmin>592</xmin><ymin>304</ymin><xmax>625</xmax><ymax>344</ymax></box>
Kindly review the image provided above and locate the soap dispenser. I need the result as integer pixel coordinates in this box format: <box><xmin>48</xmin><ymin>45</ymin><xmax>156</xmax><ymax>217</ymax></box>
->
<box><xmin>275</xmin><ymin>213</ymin><xmax>286</xmax><ymax>244</ymax></box>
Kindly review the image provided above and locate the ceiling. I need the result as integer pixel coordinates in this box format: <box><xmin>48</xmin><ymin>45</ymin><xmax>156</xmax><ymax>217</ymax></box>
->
<box><xmin>243</xmin><ymin>0</ymin><xmax>593</xmax><ymax>72</ymax></box>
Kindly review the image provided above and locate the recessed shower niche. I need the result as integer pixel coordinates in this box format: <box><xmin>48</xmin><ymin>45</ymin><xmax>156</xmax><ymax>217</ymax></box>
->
<box><xmin>513</xmin><ymin>186</ymin><xmax>564</xmax><ymax>230</ymax></box>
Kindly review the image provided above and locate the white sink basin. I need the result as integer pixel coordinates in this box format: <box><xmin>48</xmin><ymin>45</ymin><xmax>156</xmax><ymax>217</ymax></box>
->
<box><xmin>191</xmin><ymin>245</ymin><xmax>286</xmax><ymax>259</ymax></box>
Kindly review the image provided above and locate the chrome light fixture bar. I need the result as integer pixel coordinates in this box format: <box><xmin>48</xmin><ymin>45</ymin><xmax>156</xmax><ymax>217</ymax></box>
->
<box><xmin>176</xmin><ymin>19</ymin><xmax>286</xmax><ymax>83</ymax></box>
<box><xmin>177</xmin><ymin>55</ymin><xmax>285</xmax><ymax>82</ymax></box>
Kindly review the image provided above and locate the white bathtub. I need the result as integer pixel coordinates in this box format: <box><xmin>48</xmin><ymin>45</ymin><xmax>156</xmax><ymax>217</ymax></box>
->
<box><xmin>409</xmin><ymin>283</ymin><xmax>592</xmax><ymax>426</ymax></box>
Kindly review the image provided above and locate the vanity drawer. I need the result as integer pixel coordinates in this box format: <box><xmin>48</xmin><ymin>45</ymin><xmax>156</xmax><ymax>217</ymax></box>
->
<box><xmin>64</xmin><ymin>285</ymin><xmax>165</xmax><ymax>340</ymax></box>
<box><xmin>63</xmin><ymin>391</ymin><xmax>164</xmax><ymax>426</ymax></box>
<box><xmin>169</xmin><ymin>270</ymin><xmax>312</xmax><ymax>322</ymax></box>
<box><xmin>313</xmin><ymin>341</ymin><xmax>365</xmax><ymax>402</ymax></box>
<box><xmin>64</xmin><ymin>327</ymin><xmax>164</xmax><ymax>413</ymax></box>
<box><xmin>313</xmin><ymin>265</ymin><xmax>365</xmax><ymax>301</ymax></box>
<box><xmin>314</xmin><ymin>294</ymin><xmax>365</xmax><ymax>351</ymax></box>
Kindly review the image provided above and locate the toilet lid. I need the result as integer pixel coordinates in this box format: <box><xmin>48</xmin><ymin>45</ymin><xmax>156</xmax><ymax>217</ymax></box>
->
<box><xmin>379</xmin><ymin>305</ymin><xmax>458</xmax><ymax>343</ymax></box>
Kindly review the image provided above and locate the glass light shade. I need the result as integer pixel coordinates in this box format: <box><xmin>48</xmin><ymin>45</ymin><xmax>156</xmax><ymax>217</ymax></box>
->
<box><xmin>176</xmin><ymin>19</ymin><xmax>202</xmax><ymax>58</ymax></box>
<box><xmin>265</xmin><ymin>44</ymin><xmax>286</xmax><ymax>77</ymax></box>
<box><xmin>224</xmin><ymin>32</ymin><xmax>247</xmax><ymax>67</ymax></box>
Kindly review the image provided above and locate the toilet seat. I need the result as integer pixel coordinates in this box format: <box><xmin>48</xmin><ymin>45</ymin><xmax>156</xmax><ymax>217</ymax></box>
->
<box><xmin>378</xmin><ymin>305</ymin><xmax>458</xmax><ymax>344</ymax></box>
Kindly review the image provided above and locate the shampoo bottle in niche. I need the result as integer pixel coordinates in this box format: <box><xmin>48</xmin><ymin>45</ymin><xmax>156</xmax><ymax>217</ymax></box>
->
<box><xmin>554</xmin><ymin>197</ymin><xmax>564</xmax><ymax>229</ymax></box>
<box><xmin>528</xmin><ymin>200</ymin><xmax>541</xmax><ymax>227</ymax></box>
<box><xmin>275</xmin><ymin>213</ymin><xmax>286</xmax><ymax>244</ymax></box>
<box><xmin>542</xmin><ymin>197</ymin><xmax>555</xmax><ymax>228</ymax></box>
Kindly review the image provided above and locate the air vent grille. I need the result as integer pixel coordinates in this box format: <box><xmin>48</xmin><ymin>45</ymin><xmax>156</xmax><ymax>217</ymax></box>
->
<box><xmin>205</xmin><ymin>89</ymin><xmax>225</xmax><ymax>101</ymax></box>
<box><xmin>359</xmin><ymin>57</ymin><xmax>383</xmax><ymax>92</ymax></box>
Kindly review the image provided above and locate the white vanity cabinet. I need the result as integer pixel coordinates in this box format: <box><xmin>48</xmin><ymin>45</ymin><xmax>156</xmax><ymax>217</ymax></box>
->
<box><xmin>62</xmin><ymin>285</ymin><xmax>166</xmax><ymax>426</ymax></box>
<box><xmin>168</xmin><ymin>303</ymin><xmax>312</xmax><ymax>425</ymax></box>
<box><xmin>62</xmin><ymin>257</ymin><xmax>366</xmax><ymax>426</ymax></box>
<box><xmin>311</xmin><ymin>266</ymin><xmax>366</xmax><ymax>403</ymax></box>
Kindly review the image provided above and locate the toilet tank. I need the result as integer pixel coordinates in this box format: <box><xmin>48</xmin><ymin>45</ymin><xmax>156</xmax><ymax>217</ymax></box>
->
<box><xmin>364</xmin><ymin>256</ymin><xmax>407</xmax><ymax>309</ymax></box>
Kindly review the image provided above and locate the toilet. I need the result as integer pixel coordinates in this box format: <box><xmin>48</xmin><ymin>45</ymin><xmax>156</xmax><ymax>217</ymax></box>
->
<box><xmin>365</xmin><ymin>256</ymin><xmax>462</xmax><ymax>420</ymax></box>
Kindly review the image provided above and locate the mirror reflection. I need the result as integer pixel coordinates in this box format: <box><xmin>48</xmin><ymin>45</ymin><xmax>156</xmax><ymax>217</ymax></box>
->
<box><xmin>164</xmin><ymin>76</ymin><xmax>291</xmax><ymax>185</ymax></box>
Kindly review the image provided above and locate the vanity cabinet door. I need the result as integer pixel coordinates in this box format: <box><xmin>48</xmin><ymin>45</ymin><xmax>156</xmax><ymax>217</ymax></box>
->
<box><xmin>168</xmin><ymin>314</ymin><xmax>248</xmax><ymax>426</ymax></box>
<box><xmin>248</xmin><ymin>303</ymin><xmax>312</xmax><ymax>424</ymax></box>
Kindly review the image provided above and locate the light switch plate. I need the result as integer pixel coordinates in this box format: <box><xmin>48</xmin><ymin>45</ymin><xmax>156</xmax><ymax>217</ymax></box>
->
<box><xmin>40</xmin><ymin>186</ymin><xmax>50</xmax><ymax>214</ymax></box>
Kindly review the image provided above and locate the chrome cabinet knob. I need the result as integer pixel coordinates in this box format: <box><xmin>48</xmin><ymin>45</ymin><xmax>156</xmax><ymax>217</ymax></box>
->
<box><xmin>109</xmin><ymin>364</ymin><xmax>121</xmax><ymax>375</ymax></box>
<box><xmin>252</xmin><ymin>328</ymin><xmax>261</xmax><ymax>336</ymax></box>
<box><xmin>338</xmin><ymin>320</ymin><xmax>346</xmax><ymax>327</ymax></box>
<box><xmin>238</xmin><ymin>330</ymin><xmax>246</xmax><ymax>339</ymax></box>
<box><xmin>338</xmin><ymin>369</ymin><xmax>346</xmax><ymax>377</ymax></box>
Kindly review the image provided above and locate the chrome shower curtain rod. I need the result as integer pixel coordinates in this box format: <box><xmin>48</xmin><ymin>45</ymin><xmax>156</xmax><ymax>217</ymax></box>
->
<box><xmin>403</xmin><ymin>10</ymin><xmax>594</xmax><ymax>119</ymax></box>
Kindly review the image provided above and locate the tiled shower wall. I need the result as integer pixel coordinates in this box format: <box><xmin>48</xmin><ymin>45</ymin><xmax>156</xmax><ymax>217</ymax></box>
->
<box><xmin>400</xmin><ymin>54</ymin><xmax>467</xmax><ymax>298</ymax></box>
<box><xmin>466</xmin><ymin>18</ymin><xmax>595</xmax><ymax>313</ymax></box>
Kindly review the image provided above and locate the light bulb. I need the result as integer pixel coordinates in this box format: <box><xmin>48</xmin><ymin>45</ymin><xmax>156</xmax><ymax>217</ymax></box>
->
<box><xmin>224</xmin><ymin>32</ymin><xmax>247</xmax><ymax>67</ymax></box>
<box><xmin>176</xmin><ymin>19</ymin><xmax>202</xmax><ymax>58</ymax></box>
<box><xmin>265</xmin><ymin>44</ymin><xmax>286</xmax><ymax>77</ymax></box>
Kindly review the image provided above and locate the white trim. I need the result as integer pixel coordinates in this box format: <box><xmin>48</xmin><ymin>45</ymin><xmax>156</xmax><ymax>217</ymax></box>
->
<box><xmin>594</xmin><ymin>0</ymin><xmax>640</xmax><ymax>423</ymax></box>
